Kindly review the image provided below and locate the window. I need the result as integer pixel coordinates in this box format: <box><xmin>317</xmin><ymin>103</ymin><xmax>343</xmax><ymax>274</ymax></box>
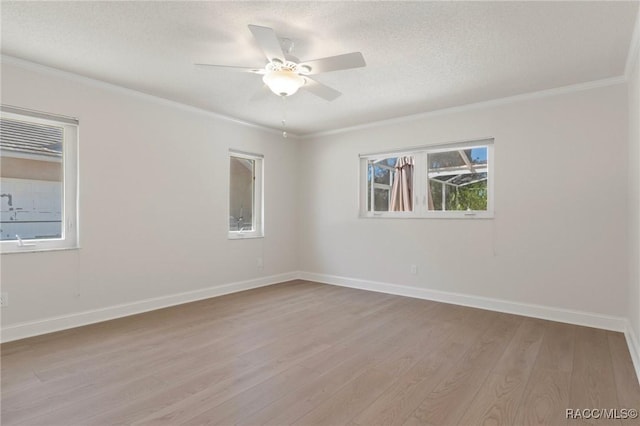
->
<box><xmin>0</xmin><ymin>106</ymin><xmax>79</xmax><ymax>252</ymax></box>
<box><xmin>228</xmin><ymin>150</ymin><xmax>263</xmax><ymax>239</ymax></box>
<box><xmin>367</xmin><ymin>155</ymin><xmax>415</xmax><ymax>214</ymax></box>
<box><xmin>360</xmin><ymin>139</ymin><xmax>493</xmax><ymax>218</ymax></box>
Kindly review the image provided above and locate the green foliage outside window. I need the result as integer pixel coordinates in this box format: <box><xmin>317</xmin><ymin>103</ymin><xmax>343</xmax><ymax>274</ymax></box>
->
<box><xmin>430</xmin><ymin>180</ymin><xmax>487</xmax><ymax>211</ymax></box>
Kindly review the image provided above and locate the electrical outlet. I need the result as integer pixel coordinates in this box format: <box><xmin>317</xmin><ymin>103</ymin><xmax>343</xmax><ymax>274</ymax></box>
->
<box><xmin>257</xmin><ymin>257</ymin><xmax>264</xmax><ymax>269</ymax></box>
<box><xmin>410</xmin><ymin>264</ymin><xmax>418</xmax><ymax>275</ymax></box>
<box><xmin>0</xmin><ymin>292</ymin><xmax>8</xmax><ymax>307</ymax></box>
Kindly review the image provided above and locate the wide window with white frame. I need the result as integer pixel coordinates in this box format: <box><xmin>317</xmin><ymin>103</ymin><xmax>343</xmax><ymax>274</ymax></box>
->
<box><xmin>0</xmin><ymin>106</ymin><xmax>79</xmax><ymax>253</ymax></box>
<box><xmin>228</xmin><ymin>150</ymin><xmax>263</xmax><ymax>239</ymax></box>
<box><xmin>360</xmin><ymin>139</ymin><xmax>494</xmax><ymax>218</ymax></box>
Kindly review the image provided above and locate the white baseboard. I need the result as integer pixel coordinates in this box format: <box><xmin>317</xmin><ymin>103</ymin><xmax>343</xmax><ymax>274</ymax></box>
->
<box><xmin>298</xmin><ymin>272</ymin><xmax>628</xmax><ymax>332</ymax></box>
<box><xmin>0</xmin><ymin>272</ymin><xmax>298</xmax><ymax>343</ymax></box>
<box><xmin>625</xmin><ymin>322</ymin><xmax>640</xmax><ymax>386</ymax></box>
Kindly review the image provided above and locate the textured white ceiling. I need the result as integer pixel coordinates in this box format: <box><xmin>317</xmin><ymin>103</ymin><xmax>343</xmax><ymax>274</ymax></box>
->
<box><xmin>1</xmin><ymin>1</ymin><xmax>638</xmax><ymax>135</ymax></box>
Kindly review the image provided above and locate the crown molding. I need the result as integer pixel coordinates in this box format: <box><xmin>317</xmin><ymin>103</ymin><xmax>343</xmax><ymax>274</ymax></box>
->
<box><xmin>301</xmin><ymin>76</ymin><xmax>627</xmax><ymax>139</ymax></box>
<box><xmin>1</xmin><ymin>54</ymin><xmax>628</xmax><ymax>142</ymax></box>
<box><xmin>0</xmin><ymin>55</ymin><xmax>298</xmax><ymax>139</ymax></box>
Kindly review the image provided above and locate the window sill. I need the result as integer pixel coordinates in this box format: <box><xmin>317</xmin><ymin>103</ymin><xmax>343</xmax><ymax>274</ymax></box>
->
<box><xmin>228</xmin><ymin>233</ymin><xmax>264</xmax><ymax>240</ymax></box>
<box><xmin>360</xmin><ymin>212</ymin><xmax>494</xmax><ymax>219</ymax></box>
<box><xmin>0</xmin><ymin>245</ymin><xmax>80</xmax><ymax>255</ymax></box>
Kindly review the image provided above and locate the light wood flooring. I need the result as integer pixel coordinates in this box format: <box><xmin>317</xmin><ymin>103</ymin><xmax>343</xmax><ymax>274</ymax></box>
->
<box><xmin>1</xmin><ymin>280</ymin><xmax>639</xmax><ymax>425</ymax></box>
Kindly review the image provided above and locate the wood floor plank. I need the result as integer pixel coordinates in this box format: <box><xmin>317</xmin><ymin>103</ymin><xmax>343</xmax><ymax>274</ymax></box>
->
<box><xmin>532</xmin><ymin>320</ymin><xmax>576</xmax><ymax>373</ymax></box>
<box><xmin>239</xmin><ymin>342</ymin><xmax>391</xmax><ymax>426</ymax></box>
<box><xmin>1</xmin><ymin>281</ymin><xmax>326</xmax><ymax>386</ymax></box>
<box><xmin>0</xmin><ymin>371</ymin><xmax>42</xmax><ymax>399</ymax></box>
<box><xmin>283</xmin><ymin>303</ymin><xmax>448</xmax><ymax>425</ymax></box>
<box><xmin>17</xmin><ymin>376</ymin><xmax>165</xmax><ymax>426</ymax></box>
<box><xmin>2</xmin><ymin>281</ymin><xmax>639</xmax><ymax>426</ymax></box>
<box><xmin>298</xmin><ymin>300</ymin><xmax>431</xmax><ymax>374</ymax></box>
<box><xmin>85</xmin><ymin>337</ymin><xmax>332</xmax><ymax>424</ymax></box>
<box><xmin>1</xmin><ymin>348</ymin><xmax>186</xmax><ymax>424</ymax></box>
<box><xmin>514</xmin><ymin>367</ymin><xmax>571</xmax><ymax>426</ymax></box>
<box><xmin>4</xmin><ymin>347</ymin><xmax>252</xmax><ymax>425</ymax></box>
<box><xmin>174</xmin><ymin>365</ymin><xmax>322</xmax><ymax>426</ymax></box>
<box><xmin>512</xmin><ymin>319</ymin><xmax>576</xmax><ymax>426</ymax></box>
<box><xmin>351</xmin><ymin>324</ymin><xmax>471</xmax><ymax>426</ymax></box>
<box><xmin>569</xmin><ymin>327</ymin><xmax>621</xmax><ymax>426</ymax></box>
<box><xmin>107</xmin><ymin>289</ymin><xmax>388</xmax><ymax>425</ymax></box>
<box><xmin>607</xmin><ymin>332</ymin><xmax>640</xmax><ymax>425</ymax></box>
<box><xmin>291</xmin><ymin>367</ymin><xmax>396</xmax><ymax>426</ymax></box>
<box><xmin>456</xmin><ymin>318</ymin><xmax>546</xmax><ymax>425</ymax></box>
<box><xmin>240</xmin><ymin>338</ymin><xmax>398</xmax><ymax>425</ymax></box>
<box><xmin>402</xmin><ymin>313</ymin><xmax>522</xmax><ymax>426</ymax></box>
<box><xmin>83</xmin><ymin>357</ymin><xmax>258</xmax><ymax>425</ymax></box>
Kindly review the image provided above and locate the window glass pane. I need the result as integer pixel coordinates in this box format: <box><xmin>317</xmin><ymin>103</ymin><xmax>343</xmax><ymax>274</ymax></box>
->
<box><xmin>374</xmin><ymin>187</ymin><xmax>390</xmax><ymax>211</ymax></box>
<box><xmin>373</xmin><ymin>165</ymin><xmax>392</xmax><ymax>184</ymax></box>
<box><xmin>0</xmin><ymin>119</ymin><xmax>64</xmax><ymax>241</ymax></box>
<box><xmin>229</xmin><ymin>156</ymin><xmax>254</xmax><ymax>232</ymax></box>
<box><xmin>429</xmin><ymin>150</ymin><xmax>466</xmax><ymax>169</ymax></box>
<box><xmin>372</xmin><ymin>158</ymin><xmax>395</xmax><ymax>185</ymax></box>
<box><xmin>428</xmin><ymin>147</ymin><xmax>488</xmax><ymax>211</ymax></box>
<box><xmin>368</xmin><ymin>157</ymin><xmax>396</xmax><ymax>212</ymax></box>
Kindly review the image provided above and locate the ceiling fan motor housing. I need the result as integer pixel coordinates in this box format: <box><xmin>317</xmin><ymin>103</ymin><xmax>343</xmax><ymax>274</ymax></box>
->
<box><xmin>265</xmin><ymin>60</ymin><xmax>310</xmax><ymax>74</ymax></box>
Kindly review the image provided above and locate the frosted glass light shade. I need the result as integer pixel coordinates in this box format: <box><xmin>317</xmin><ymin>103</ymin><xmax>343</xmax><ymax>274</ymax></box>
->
<box><xmin>262</xmin><ymin>70</ymin><xmax>305</xmax><ymax>97</ymax></box>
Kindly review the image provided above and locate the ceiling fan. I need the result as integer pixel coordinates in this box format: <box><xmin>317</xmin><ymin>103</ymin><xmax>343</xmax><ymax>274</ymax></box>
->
<box><xmin>196</xmin><ymin>25</ymin><xmax>366</xmax><ymax>101</ymax></box>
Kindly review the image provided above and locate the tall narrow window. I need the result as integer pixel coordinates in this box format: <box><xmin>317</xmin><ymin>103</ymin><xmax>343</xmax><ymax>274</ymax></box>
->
<box><xmin>0</xmin><ymin>106</ymin><xmax>79</xmax><ymax>252</ymax></box>
<box><xmin>228</xmin><ymin>150</ymin><xmax>263</xmax><ymax>239</ymax></box>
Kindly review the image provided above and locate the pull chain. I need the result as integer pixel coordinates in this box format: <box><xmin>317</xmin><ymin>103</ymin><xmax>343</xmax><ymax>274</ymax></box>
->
<box><xmin>281</xmin><ymin>95</ymin><xmax>288</xmax><ymax>138</ymax></box>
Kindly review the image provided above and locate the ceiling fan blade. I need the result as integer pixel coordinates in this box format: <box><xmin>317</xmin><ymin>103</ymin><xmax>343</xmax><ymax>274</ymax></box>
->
<box><xmin>248</xmin><ymin>24</ymin><xmax>285</xmax><ymax>63</ymax></box>
<box><xmin>299</xmin><ymin>52</ymin><xmax>366</xmax><ymax>74</ymax></box>
<box><xmin>195</xmin><ymin>64</ymin><xmax>264</xmax><ymax>74</ymax></box>
<box><xmin>302</xmin><ymin>77</ymin><xmax>342</xmax><ymax>101</ymax></box>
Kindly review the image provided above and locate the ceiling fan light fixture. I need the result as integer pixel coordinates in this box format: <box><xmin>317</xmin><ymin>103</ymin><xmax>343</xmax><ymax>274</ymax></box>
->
<box><xmin>262</xmin><ymin>69</ymin><xmax>305</xmax><ymax>97</ymax></box>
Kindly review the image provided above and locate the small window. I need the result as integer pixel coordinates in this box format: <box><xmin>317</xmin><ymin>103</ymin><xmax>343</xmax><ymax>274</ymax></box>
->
<box><xmin>1</xmin><ymin>106</ymin><xmax>79</xmax><ymax>253</ymax></box>
<box><xmin>228</xmin><ymin>150</ymin><xmax>263</xmax><ymax>239</ymax></box>
<box><xmin>360</xmin><ymin>139</ymin><xmax>493</xmax><ymax>218</ymax></box>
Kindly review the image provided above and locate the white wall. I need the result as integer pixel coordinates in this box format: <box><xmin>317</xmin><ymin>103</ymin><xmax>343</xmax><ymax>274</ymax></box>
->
<box><xmin>0</xmin><ymin>57</ymin><xmax>634</xmax><ymax>346</ymax></box>
<box><xmin>628</xmin><ymin>38</ymin><xmax>640</xmax><ymax>355</ymax></box>
<box><xmin>299</xmin><ymin>83</ymin><xmax>629</xmax><ymax>320</ymax></box>
<box><xmin>0</xmin><ymin>61</ymin><xmax>299</xmax><ymax>331</ymax></box>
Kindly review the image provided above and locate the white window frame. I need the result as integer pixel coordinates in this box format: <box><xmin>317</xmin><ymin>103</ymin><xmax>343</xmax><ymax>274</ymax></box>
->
<box><xmin>0</xmin><ymin>106</ymin><xmax>79</xmax><ymax>253</ymax></box>
<box><xmin>359</xmin><ymin>138</ymin><xmax>494</xmax><ymax>219</ymax></box>
<box><xmin>228</xmin><ymin>150</ymin><xmax>264</xmax><ymax>239</ymax></box>
<box><xmin>368</xmin><ymin>160</ymin><xmax>395</xmax><ymax>213</ymax></box>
